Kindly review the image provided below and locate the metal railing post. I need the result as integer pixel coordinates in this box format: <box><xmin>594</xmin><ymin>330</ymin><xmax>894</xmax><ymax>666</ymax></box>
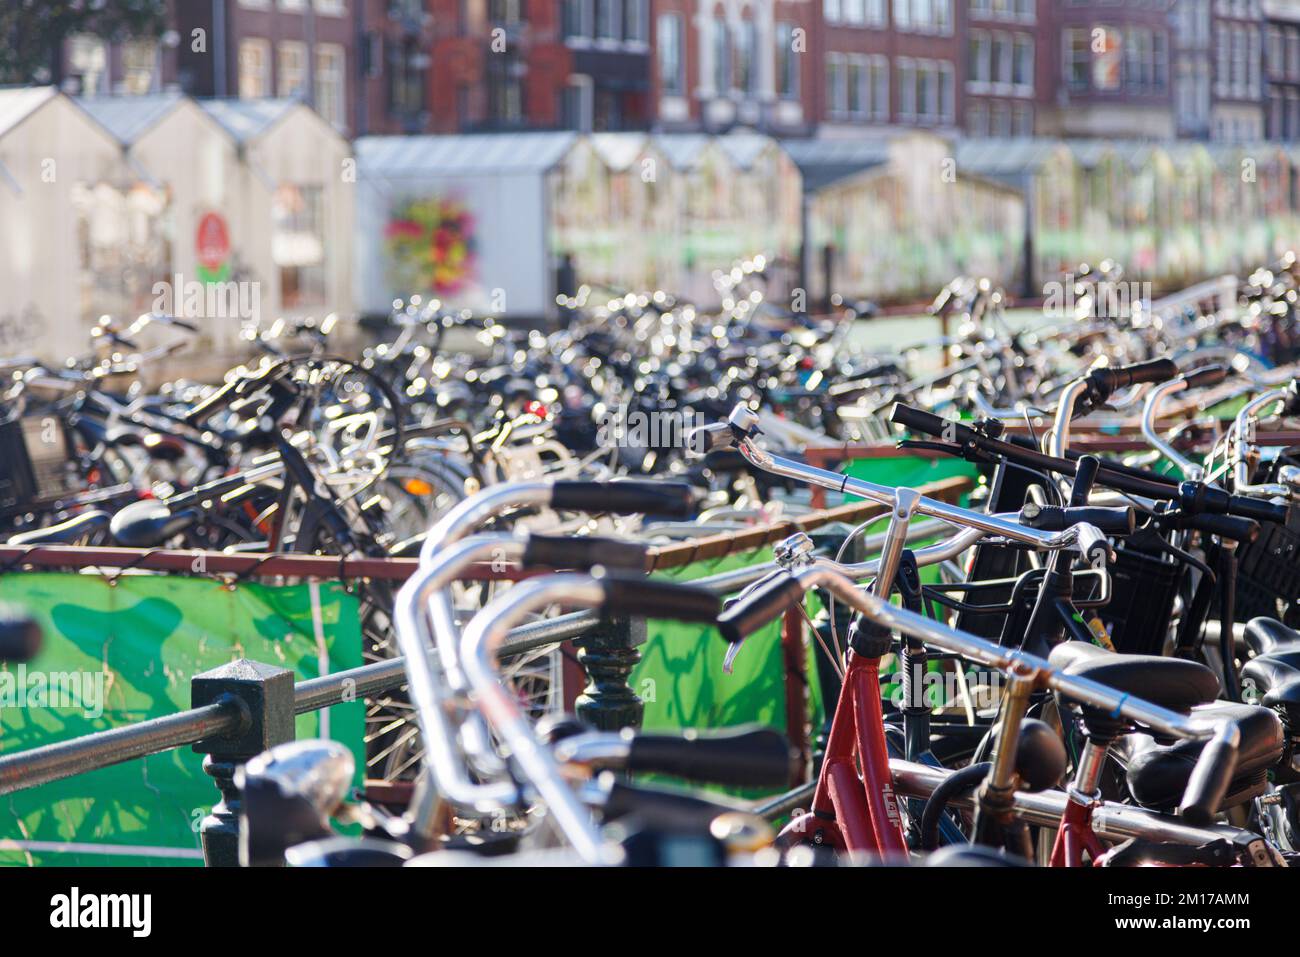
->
<box><xmin>573</xmin><ymin>615</ymin><xmax>647</xmax><ymax>732</ymax></box>
<box><xmin>191</xmin><ymin>660</ymin><xmax>296</xmax><ymax>867</ymax></box>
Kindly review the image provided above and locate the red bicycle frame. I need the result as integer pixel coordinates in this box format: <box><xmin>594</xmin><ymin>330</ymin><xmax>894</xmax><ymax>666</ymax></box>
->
<box><xmin>779</xmin><ymin>649</ymin><xmax>908</xmax><ymax>856</ymax></box>
<box><xmin>1049</xmin><ymin>795</ymin><xmax>1107</xmax><ymax>866</ymax></box>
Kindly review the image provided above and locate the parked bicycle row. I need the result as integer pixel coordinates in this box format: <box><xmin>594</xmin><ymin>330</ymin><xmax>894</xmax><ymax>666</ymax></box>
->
<box><xmin>5</xmin><ymin>256</ymin><xmax>1300</xmax><ymax>867</ymax></box>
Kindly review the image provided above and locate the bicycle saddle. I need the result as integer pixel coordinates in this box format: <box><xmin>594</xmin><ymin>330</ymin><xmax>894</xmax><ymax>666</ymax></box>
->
<box><xmin>1123</xmin><ymin>701</ymin><xmax>1283</xmax><ymax>813</ymax></box>
<box><xmin>1240</xmin><ymin>617</ymin><xmax>1300</xmax><ymax>737</ymax></box>
<box><xmin>110</xmin><ymin>499</ymin><xmax>202</xmax><ymax>548</ymax></box>
<box><xmin>1244</xmin><ymin>617</ymin><xmax>1300</xmax><ymax>657</ymax></box>
<box><xmin>7</xmin><ymin>509</ymin><xmax>111</xmax><ymax>546</ymax></box>
<box><xmin>1048</xmin><ymin>641</ymin><xmax>1220</xmax><ymax>715</ymax></box>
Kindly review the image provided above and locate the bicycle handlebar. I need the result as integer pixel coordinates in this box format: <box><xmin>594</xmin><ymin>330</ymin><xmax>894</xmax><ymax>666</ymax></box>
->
<box><xmin>521</xmin><ymin>534</ymin><xmax>649</xmax><ymax>572</ymax></box>
<box><xmin>1180</xmin><ymin>364</ymin><xmax>1229</xmax><ymax>391</ymax></box>
<box><xmin>550</xmin><ymin>481</ymin><xmax>694</xmax><ymax>518</ymax></box>
<box><xmin>624</xmin><ymin>726</ymin><xmax>795</xmax><ymax>788</ymax></box>
<box><xmin>1018</xmin><ymin>504</ymin><xmax>1135</xmax><ymax>536</ymax></box>
<box><xmin>717</xmin><ymin>572</ymin><xmax>804</xmax><ymax>644</ymax></box>
<box><xmin>1177</xmin><ymin>481</ymin><xmax>1288</xmax><ymax>525</ymax></box>
<box><xmin>600</xmin><ymin>575</ymin><xmax>721</xmax><ymax>623</ymax></box>
<box><xmin>1087</xmin><ymin>358</ymin><xmax>1179</xmax><ymax>401</ymax></box>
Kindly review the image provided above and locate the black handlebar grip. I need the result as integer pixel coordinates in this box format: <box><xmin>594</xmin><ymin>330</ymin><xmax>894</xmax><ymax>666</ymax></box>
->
<box><xmin>1180</xmin><ymin>364</ymin><xmax>1228</xmax><ymax>391</ymax></box>
<box><xmin>1178</xmin><ymin>730</ymin><xmax>1239</xmax><ymax>826</ymax></box>
<box><xmin>1088</xmin><ymin>358</ymin><xmax>1179</xmax><ymax>398</ymax></box>
<box><xmin>0</xmin><ymin>604</ymin><xmax>42</xmax><ymax>663</ymax></box>
<box><xmin>600</xmin><ymin>577</ymin><xmax>720</xmax><ymax>624</ymax></box>
<box><xmin>716</xmin><ymin>572</ymin><xmax>806</xmax><ymax>644</ymax></box>
<box><xmin>626</xmin><ymin>726</ymin><xmax>796</xmax><ymax>788</ymax></box>
<box><xmin>600</xmin><ymin>779</ymin><xmax>746</xmax><ymax>831</ymax></box>
<box><xmin>1018</xmin><ymin>504</ymin><xmax>1136</xmax><ymax>535</ymax></box>
<box><xmin>1176</xmin><ymin>512</ymin><xmax>1260</xmax><ymax>544</ymax></box>
<box><xmin>1178</xmin><ymin>482</ymin><xmax>1288</xmax><ymax>524</ymax></box>
<box><xmin>521</xmin><ymin>534</ymin><xmax>648</xmax><ymax>572</ymax></box>
<box><xmin>888</xmin><ymin>403</ymin><xmax>975</xmax><ymax>444</ymax></box>
<box><xmin>550</xmin><ymin>481</ymin><xmax>694</xmax><ymax>518</ymax></box>
<box><xmin>182</xmin><ymin>377</ymin><xmax>242</xmax><ymax>426</ymax></box>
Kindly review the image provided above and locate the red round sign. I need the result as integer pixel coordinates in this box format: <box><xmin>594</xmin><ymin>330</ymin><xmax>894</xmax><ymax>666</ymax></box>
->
<box><xmin>196</xmin><ymin>212</ymin><xmax>230</xmax><ymax>271</ymax></box>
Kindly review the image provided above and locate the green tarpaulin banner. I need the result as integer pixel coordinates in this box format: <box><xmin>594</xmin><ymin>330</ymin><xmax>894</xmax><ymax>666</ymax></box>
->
<box><xmin>0</xmin><ymin>572</ymin><xmax>364</xmax><ymax>867</ymax></box>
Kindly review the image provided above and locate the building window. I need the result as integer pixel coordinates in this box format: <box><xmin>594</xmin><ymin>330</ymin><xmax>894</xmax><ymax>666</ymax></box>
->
<box><xmin>870</xmin><ymin>55</ymin><xmax>889</xmax><ymax>117</ymax></box>
<box><xmin>1093</xmin><ymin>26</ymin><xmax>1121</xmax><ymax>92</ymax></box>
<box><xmin>1011</xmin><ymin>100</ymin><xmax>1032</xmax><ymax>134</ymax></box>
<box><xmin>1012</xmin><ymin>34</ymin><xmax>1033</xmax><ymax>90</ymax></box>
<box><xmin>563</xmin><ymin>0</ymin><xmax>589</xmax><ymax>39</ymax></box>
<box><xmin>67</xmin><ymin>33</ymin><xmax>109</xmax><ymax>95</ymax></box>
<box><xmin>968</xmin><ymin>100</ymin><xmax>988</xmax><ymax>136</ymax></box>
<box><xmin>712</xmin><ymin>18</ymin><xmax>729</xmax><ymax>93</ymax></box>
<box><xmin>894</xmin><ymin>0</ymin><xmax>911</xmax><ymax>31</ymax></box>
<box><xmin>939</xmin><ymin>61</ymin><xmax>954</xmax><ymax>121</ymax></box>
<box><xmin>487</xmin><ymin>60</ymin><xmax>524</xmax><ymax>125</ymax></box>
<box><xmin>990</xmin><ymin>99</ymin><xmax>1010</xmax><ymax>135</ymax></box>
<box><xmin>596</xmin><ymin>0</ymin><xmax>619</xmax><ymax>41</ymax></box>
<box><xmin>564</xmin><ymin>75</ymin><xmax>594</xmax><ymax>131</ymax></box>
<box><xmin>866</xmin><ymin>0</ymin><xmax>887</xmax><ymax>25</ymax></box>
<box><xmin>775</xmin><ymin>21</ymin><xmax>799</xmax><ymax>99</ymax></box>
<box><xmin>847</xmin><ymin>56</ymin><xmax>866</xmax><ymax>116</ymax></box>
<box><xmin>120</xmin><ymin>39</ymin><xmax>159</xmax><ymax>94</ymax></box>
<box><xmin>1063</xmin><ymin>28</ymin><xmax>1089</xmax><ymax>91</ymax></box>
<box><xmin>624</xmin><ymin>0</ymin><xmax>647</xmax><ymax>43</ymax></box>
<box><xmin>827</xmin><ymin>53</ymin><xmax>846</xmax><ymax>116</ymax></box>
<box><xmin>387</xmin><ymin>39</ymin><xmax>425</xmax><ymax>117</ymax></box>
<box><xmin>734</xmin><ymin>20</ymin><xmax>757</xmax><ymax>93</ymax></box>
<box><xmin>278</xmin><ymin>41</ymin><xmax>307</xmax><ymax>98</ymax></box>
<box><xmin>969</xmin><ymin>30</ymin><xmax>990</xmax><ymax>86</ymax></box>
<box><xmin>991</xmin><ymin>32</ymin><xmax>1011</xmax><ymax>85</ymax></box>
<box><xmin>658</xmin><ymin>13</ymin><xmax>685</xmax><ymax>95</ymax></box>
<box><xmin>488</xmin><ymin>0</ymin><xmax>524</xmax><ymax>24</ymax></box>
<box><xmin>238</xmin><ymin>38</ymin><xmax>271</xmax><ymax>99</ymax></box>
<box><xmin>315</xmin><ymin>44</ymin><xmax>345</xmax><ymax>129</ymax></box>
<box><xmin>897</xmin><ymin>57</ymin><xmax>915</xmax><ymax>118</ymax></box>
<box><xmin>825</xmin><ymin>0</ymin><xmax>842</xmax><ymax>24</ymax></box>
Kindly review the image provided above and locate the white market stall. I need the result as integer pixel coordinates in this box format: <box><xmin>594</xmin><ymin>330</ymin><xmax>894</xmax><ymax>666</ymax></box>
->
<box><xmin>0</xmin><ymin>88</ymin><xmax>127</xmax><ymax>363</ymax></box>
<box><xmin>354</xmin><ymin>132</ymin><xmax>580</xmax><ymax>321</ymax></box>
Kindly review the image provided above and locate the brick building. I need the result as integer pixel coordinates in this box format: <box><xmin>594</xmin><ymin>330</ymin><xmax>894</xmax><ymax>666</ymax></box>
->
<box><xmin>1264</xmin><ymin>0</ymin><xmax>1300</xmax><ymax>140</ymax></box>
<box><xmin>44</xmin><ymin>1</ymin><xmax>1300</xmax><ymax>143</ymax></box>
<box><xmin>652</xmin><ymin>0</ymin><xmax>818</xmax><ymax>135</ymax></box>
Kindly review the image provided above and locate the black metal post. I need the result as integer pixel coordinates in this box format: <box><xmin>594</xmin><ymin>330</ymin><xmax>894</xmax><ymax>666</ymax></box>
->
<box><xmin>192</xmin><ymin>659</ymin><xmax>296</xmax><ymax>867</ymax></box>
<box><xmin>573</xmin><ymin>615</ymin><xmax>647</xmax><ymax>732</ymax></box>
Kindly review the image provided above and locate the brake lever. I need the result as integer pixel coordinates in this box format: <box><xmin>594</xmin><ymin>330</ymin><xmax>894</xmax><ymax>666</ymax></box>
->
<box><xmin>721</xmin><ymin>567</ymin><xmax>791</xmax><ymax>675</ymax></box>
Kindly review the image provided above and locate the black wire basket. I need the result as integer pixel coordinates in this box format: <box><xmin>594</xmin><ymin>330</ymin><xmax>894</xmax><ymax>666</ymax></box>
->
<box><xmin>1094</xmin><ymin>539</ymin><xmax>1183</xmax><ymax>656</ymax></box>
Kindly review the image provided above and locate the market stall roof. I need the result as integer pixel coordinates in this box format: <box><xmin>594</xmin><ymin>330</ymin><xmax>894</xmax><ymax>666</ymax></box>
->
<box><xmin>779</xmin><ymin>137</ymin><xmax>891</xmax><ymax>190</ymax></box>
<box><xmin>356</xmin><ymin>131</ymin><xmax>579</xmax><ymax>177</ymax></box>
<box><xmin>717</xmin><ymin>130</ymin><xmax>777</xmax><ymax>170</ymax></box>
<box><xmin>955</xmin><ymin>137</ymin><xmax>1072</xmax><ymax>176</ymax></box>
<box><xmin>76</xmin><ymin>92</ymin><xmax>186</xmax><ymax>145</ymax></box>
<box><xmin>651</xmin><ymin>134</ymin><xmax>713</xmax><ymax>171</ymax></box>
<box><xmin>198</xmin><ymin>97</ymin><xmax>299</xmax><ymax>143</ymax></box>
<box><xmin>0</xmin><ymin>86</ymin><xmax>59</xmax><ymax>139</ymax></box>
<box><xmin>588</xmin><ymin>132</ymin><xmax>650</xmax><ymax>172</ymax></box>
